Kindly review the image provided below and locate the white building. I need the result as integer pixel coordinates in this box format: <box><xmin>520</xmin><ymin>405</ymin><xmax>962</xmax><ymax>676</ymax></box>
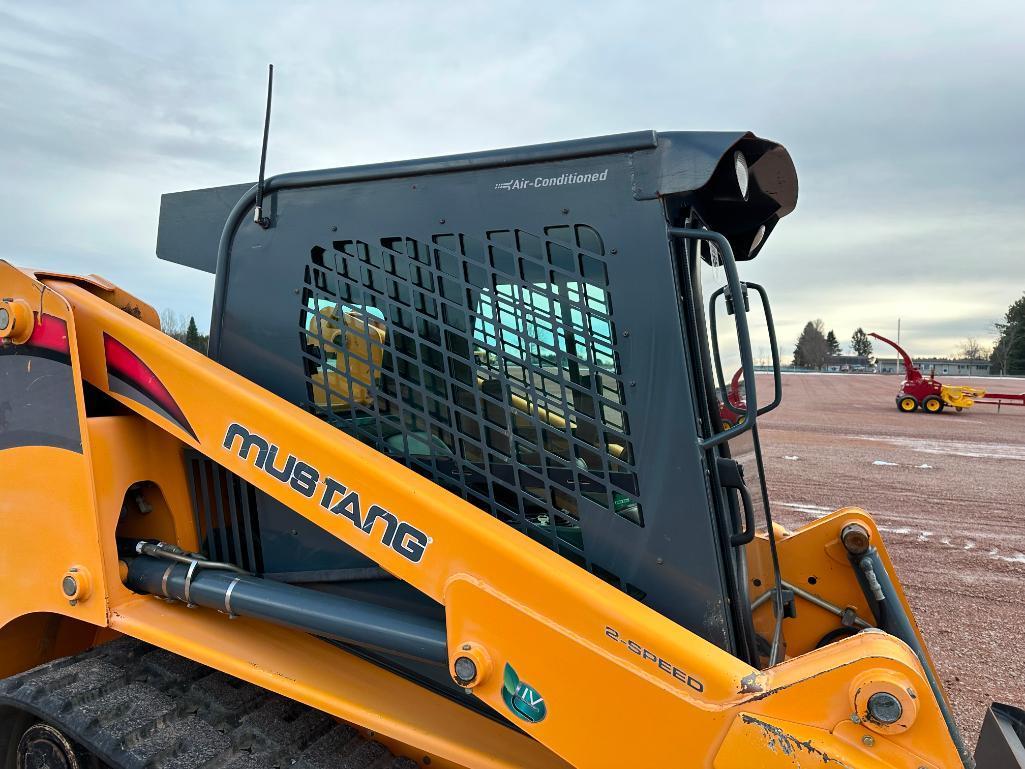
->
<box><xmin>876</xmin><ymin>357</ymin><xmax>991</xmax><ymax>376</ymax></box>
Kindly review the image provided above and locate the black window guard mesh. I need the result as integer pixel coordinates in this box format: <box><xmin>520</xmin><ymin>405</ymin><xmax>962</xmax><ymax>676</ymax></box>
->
<box><xmin>300</xmin><ymin>224</ymin><xmax>643</xmax><ymax>578</ymax></box>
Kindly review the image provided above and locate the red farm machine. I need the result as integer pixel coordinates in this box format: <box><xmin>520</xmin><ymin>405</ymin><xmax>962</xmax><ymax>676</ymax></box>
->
<box><xmin>719</xmin><ymin>368</ymin><xmax>748</xmax><ymax>428</ymax></box>
<box><xmin>869</xmin><ymin>332</ymin><xmax>1025</xmax><ymax>413</ymax></box>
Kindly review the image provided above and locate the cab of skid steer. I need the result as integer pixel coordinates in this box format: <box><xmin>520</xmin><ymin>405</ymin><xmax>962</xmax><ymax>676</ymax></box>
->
<box><xmin>158</xmin><ymin>131</ymin><xmax>795</xmax><ymax>677</ymax></box>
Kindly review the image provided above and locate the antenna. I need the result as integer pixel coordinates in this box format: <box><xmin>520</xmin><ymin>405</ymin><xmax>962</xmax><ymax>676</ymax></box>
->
<box><xmin>254</xmin><ymin>64</ymin><xmax>274</xmax><ymax>228</ymax></box>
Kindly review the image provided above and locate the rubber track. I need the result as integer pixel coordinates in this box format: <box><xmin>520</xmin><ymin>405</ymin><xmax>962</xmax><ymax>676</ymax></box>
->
<box><xmin>0</xmin><ymin>638</ymin><xmax>419</xmax><ymax>769</ymax></box>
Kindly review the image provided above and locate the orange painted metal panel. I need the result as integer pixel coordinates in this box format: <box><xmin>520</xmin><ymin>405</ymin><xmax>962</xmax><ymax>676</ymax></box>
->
<box><xmin>0</xmin><ymin>264</ymin><xmax>968</xmax><ymax>768</ymax></box>
<box><xmin>110</xmin><ymin>598</ymin><xmax>569</xmax><ymax>769</ymax></box>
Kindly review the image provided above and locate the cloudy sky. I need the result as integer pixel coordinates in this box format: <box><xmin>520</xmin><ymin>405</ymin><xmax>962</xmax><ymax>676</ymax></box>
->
<box><xmin>1</xmin><ymin>1</ymin><xmax>1022</xmax><ymax>357</ymax></box>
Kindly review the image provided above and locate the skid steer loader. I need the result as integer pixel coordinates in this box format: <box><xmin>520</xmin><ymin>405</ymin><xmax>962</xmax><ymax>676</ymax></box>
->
<box><xmin>1</xmin><ymin>129</ymin><xmax>1022</xmax><ymax>769</ymax></box>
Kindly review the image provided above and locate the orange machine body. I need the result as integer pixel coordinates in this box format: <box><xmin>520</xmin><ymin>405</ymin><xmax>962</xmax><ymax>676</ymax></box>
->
<box><xmin>0</xmin><ymin>263</ymin><xmax>965</xmax><ymax>768</ymax></box>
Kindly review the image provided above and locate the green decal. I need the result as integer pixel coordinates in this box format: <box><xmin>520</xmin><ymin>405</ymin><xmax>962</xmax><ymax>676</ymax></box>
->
<box><xmin>501</xmin><ymin>663</ymin><xmax>547</xmax><ymax>724</ymax></box>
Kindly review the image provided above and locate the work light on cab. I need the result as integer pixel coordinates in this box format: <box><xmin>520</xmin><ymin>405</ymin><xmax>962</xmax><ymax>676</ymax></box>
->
<box><xmin>734</xmin><ymin>150</ymin><xmax>749</xmax><ymax>199</ymax></box>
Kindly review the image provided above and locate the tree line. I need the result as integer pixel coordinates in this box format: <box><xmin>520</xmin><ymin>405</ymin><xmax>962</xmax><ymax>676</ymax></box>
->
<box><xmin>793</xmin><ymin>321</ymin><xmax>873</xmax><ymax>369</ymax></box>
<box><xmin>791</xmin><ymin>293</ymin><xmax>1025</xmax><ymax>374</ymax></box>
<box><xmin>992</xmin><ymin>294</ymin><xmax>1025</xmax><ymax>375</ymax></box>
<box><xmin>160</xmin><ymin>309</ymin><xmax>208</xmax><ymax>353</ymax></box>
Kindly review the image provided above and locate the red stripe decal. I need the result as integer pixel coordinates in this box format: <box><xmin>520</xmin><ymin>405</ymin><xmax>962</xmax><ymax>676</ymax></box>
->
<box><xmin>103</xmin><ymin>333</ymin><xmax>196</xmax><ymax>438</ymax></box>
<box><xmin>29</xmin><ymin>315</ymin><xmax>71</xmax><ymax>354</ymax></box>
<box><xmin>0</xmin><ymin>314</ymin><xmax>70</xmax><ymax>355</ymax></box>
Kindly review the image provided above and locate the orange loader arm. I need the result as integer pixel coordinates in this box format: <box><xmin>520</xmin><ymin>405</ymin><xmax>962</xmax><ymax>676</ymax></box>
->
<box><xmin>0</xmin><ymin>263</ymin><xmax>966</xmax><ymax>769</ymax></box>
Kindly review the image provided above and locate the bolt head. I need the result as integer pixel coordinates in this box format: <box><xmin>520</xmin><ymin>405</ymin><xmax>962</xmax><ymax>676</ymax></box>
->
<box><xmin>862</xmin><ymin>735</ymin><xmax>875</xmax><ymax>747</ymax></box>
<box><xmin>0</xmin><ymin>307</ymin><xmax>9</xmax><ymax>330</ymax></box>
<box><xmin>867</xmin><ymin>691</ymin><xmax>903</xmax><ymax>725</ymax></box>
<box><xmin>841</xmin><ymin>522</ymin><xmax>871</xmax><ymax>555</ymax></box>
<box><xmin>453</xmin><ymin>656</ymin><xmax>477</xmax><ymax>685</ymax></box>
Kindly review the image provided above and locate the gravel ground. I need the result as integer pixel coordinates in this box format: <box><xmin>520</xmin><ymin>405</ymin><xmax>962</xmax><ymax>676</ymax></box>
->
<box><xmin>757</xmin><ymin>372</ymin><xmax>1025</xmax><ymax>745</ymax></box>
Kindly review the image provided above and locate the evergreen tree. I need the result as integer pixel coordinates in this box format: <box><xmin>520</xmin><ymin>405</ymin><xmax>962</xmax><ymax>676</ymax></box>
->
<box><xmin>185</xmin><ymin>316</ymin><xmax>202</xmax><ymax>352</ymax></box>
<box><xmin>160</xmin><ymin>308</ymin><xmax>209</xmax><ymax>353</ymax></box>
<box><xmin>826</xmin><ymin>330</ymin><xmax>842</xmax><ymax>356</ymax></box>
<box><xmin>851</xmin><ymin>327</ymin><xmax>873</xmax><ymax>358</ymax></box>
<box><xmin>793</xmin><ymin>320</ymin><xmax>829</xmax><ymax>369</ymax></box>
<box><xmin>991</xmin><ymin>294</ymin><xmax>1025</xmax><ymax>375</ymax></box>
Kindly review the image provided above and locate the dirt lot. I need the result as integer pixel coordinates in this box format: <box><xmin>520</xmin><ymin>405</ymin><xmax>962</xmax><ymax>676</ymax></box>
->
<box><xmin>757</xmin><ymin>372</ymin><xmax>1025</xmax><ymax>744</ymax></box>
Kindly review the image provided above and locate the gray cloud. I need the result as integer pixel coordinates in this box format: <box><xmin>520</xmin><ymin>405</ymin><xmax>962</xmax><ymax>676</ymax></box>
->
<box><xmin>1</xmin><ymin>0</ymin><xmax>1022</xmax><ymax>356</ymax></box>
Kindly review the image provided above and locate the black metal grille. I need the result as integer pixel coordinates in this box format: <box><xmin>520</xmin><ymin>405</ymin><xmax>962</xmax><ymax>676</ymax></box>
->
<box><xmin>185</xmin><ymin>450</ymin><xmax>264</xmax><ymax>572</ymax></box>
<box><xmin>299</xmin><ymin>224</ymin><xmax>642</xmax><ymax>576</ymax></box>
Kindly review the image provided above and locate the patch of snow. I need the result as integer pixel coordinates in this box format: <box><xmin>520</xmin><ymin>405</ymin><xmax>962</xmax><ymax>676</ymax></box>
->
<box><xmin>769</xmin><ymin>504</ymin><xmax>1025</xmax><ymax>567</ymax></box>
<box><xmin>872</xmin><ymin>460</ymin><xmax>898</xmax><ymax>466</ymax></box>
<box><xmin>915</xmin><ymin>464</ymin><xmax>933</xmax><ymax>469</ymax></box>
<box><xmin>854</xmin><ymin>435</ymin><xmax>1025</xmax><ymax>462</ymax></box>
<box><xmin>783</xmin><ymin>455</ymin><xmax>800</xmax><ymax>461</ymax></box>
<box><xmin>878</xmin><ymin>526</ymin><xmax>912</xmax><ymax>535</ymax></box>
<box><xmin>995</xmin><ymin>552</ymin><xmax>1025</xmax><ymax>564</ymax></box>
<box><xmin>778</xmin><ymin>502</ymin><xmax>834</xmax><ymax>518</ymax></box>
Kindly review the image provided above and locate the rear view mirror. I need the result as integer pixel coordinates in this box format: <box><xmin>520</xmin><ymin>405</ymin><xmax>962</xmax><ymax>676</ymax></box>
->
<box><xmin>708</xmin><ymin>281</ymin><xmax>781</xmax><ymax>420</ymax></box>
<box><xmin>670</xmin><ymin>228</ymin><xmax>758</xmax><ymax>448</ymax></box>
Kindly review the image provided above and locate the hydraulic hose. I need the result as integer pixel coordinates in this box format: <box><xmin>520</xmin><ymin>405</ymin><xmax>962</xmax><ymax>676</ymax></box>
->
<box><xmin>852</xmin><ymin>549</ymin><xmax>971</xmax><ymax>767</ymax></box>
<box><xmin>125</xmin><ymin>555</ymin><xmax>448</xmax><ymax>665</ymax></box>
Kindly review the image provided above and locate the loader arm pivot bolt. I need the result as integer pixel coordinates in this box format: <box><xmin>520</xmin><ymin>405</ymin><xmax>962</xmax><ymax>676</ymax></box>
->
<box><xmin>450</xmin><ymin>642</ymin><xmax>492</xmax><ymax>688</ymax></box>
<box><xmin>867</xmin><ymin>692</ymin><xmax>903</xmax><ymax>724</ymax></box>
<box><xmin>841</xmin><ymin>522</ymin><xmax>871</xmax><ymax>555</ymax></box>
<box><xmin>453</xmin><ymin>656</ymin><xmax>478</xmax><ymax>686</ymax></box>
<box><xmin>0</xmin><ymin>299</ymin><xmax>35</xmax><ymax>343</ymax></box>
<box><xmin>61</xmin><ymin>566</ymin><xmax>91</xmax><ymax>605</ymax></box>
